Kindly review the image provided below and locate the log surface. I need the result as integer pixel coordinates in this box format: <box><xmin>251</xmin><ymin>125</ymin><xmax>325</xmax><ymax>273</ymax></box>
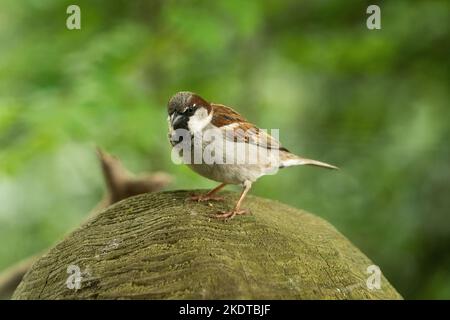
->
<box><xmin>13</xmin><ymin>190</ymin><xmax>402</xmax><ymax>299</ymax></box>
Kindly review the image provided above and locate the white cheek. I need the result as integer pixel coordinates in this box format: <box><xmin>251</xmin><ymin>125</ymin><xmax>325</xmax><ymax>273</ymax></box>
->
<box><xmin>188</xmin><ymin>109</ymin><xmax>212</xmax><ymax>132</ymax></box>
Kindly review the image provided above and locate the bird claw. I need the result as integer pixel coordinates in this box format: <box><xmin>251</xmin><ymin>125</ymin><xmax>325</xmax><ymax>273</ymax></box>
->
<box><xmin>189</xmin><ymin>194</ymin><xmax>224</xmax><ymax>202</ymax></box>
<box><xmin>213</xmin><ymin>209</ymin><xmax>250</xmax><ymax>221</ymax></box>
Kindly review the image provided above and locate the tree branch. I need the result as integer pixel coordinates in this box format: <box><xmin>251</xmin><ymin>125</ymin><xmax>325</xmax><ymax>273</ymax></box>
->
<box><xmin>0</xmin><ymin>148</ymin><xmax>172</xmax><ymax>299</ymax></box>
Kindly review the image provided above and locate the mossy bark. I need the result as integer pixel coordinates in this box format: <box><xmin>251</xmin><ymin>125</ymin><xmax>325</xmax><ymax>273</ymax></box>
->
<box><xmin>13</xmin><ymin>190</ymin><xmax>402</xmax><ymax>299</ymax></box>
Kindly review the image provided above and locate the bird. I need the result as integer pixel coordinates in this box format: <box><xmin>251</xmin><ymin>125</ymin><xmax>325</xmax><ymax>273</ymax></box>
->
<box><xmin>167</xmin><ymin>91</ymin><xmax>338</xmax><ymax>220</ymax></box>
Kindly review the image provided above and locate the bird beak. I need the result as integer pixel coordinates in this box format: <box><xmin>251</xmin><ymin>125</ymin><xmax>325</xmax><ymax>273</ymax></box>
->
<box><xmin>171</xmin><ymin>112</ymin><xmax>184</xmax><ymax>129</ymax></box>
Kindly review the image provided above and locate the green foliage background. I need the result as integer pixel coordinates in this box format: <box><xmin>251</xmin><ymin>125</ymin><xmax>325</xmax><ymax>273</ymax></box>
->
<box><xmin>0</xmin><ymin>0</ymin><xmax>449</xmax><ymax>299</ymax></box>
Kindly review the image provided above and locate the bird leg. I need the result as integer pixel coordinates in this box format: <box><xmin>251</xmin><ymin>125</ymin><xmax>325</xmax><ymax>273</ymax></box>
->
<box><xmin>215</xmin><ymin>181</ymin><xmax>252</xmax><ymax>220</ymax></box>
<box><xmin>189</xmin><ymin>183</ymin><xmax>227</xmax><ymax>202</ymax></box>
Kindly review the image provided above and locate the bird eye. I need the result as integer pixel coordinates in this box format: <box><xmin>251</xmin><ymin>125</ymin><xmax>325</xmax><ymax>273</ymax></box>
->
<box><xmin>185</xmin><ymin>106</ymin><xmax>195</xmax><ymax>114</ymax></box>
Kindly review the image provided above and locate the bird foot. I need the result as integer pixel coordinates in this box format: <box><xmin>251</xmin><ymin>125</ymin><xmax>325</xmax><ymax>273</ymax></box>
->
<box><xmin>213</xmin><ymin>209</ymin><xmax>250</xmax><ymax>221</ymax></box>
<box><xmin>189</xmin><ymin>194</ymin><xmax>224</xmax><ymax>202</ymax></box>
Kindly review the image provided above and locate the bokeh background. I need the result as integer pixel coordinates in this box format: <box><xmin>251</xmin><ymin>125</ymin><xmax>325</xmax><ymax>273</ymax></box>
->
<box><xmin>0</xmin><ymin>0</ymin><xmax>449</xmax><ymax>299</ymax></box>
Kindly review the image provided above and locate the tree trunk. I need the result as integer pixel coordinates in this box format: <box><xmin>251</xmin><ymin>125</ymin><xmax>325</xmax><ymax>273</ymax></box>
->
<box><xmin>13</xmin><ymin>190</ymin><xmax>402</xmax><ymax>299</ymax></box>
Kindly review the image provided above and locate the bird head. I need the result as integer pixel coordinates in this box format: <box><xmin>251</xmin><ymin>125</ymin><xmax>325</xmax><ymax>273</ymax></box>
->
<box><xmin>167</xmin><ymin>91</ymin><xmax>212</xmax><ymax>133</ymax></box>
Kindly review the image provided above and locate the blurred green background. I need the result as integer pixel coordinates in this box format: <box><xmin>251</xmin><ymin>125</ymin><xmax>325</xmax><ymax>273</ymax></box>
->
<box><xmin>0</xmin><ymin>0</ymin><xmax>449</xmax><ymax>299</ymax></box>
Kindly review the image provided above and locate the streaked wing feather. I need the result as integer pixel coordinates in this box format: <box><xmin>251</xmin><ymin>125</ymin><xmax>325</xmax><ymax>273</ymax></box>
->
<box><xmin>211</xmin><ymin>103</ymin><xmax>288</xmax><ymax>151</ymax></box>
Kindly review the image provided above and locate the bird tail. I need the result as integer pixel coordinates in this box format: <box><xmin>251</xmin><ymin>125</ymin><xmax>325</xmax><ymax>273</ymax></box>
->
<box><xmin>280</xmin><ymin>154</ymin><xmax>338</xmax><ymax>170</ymax></box>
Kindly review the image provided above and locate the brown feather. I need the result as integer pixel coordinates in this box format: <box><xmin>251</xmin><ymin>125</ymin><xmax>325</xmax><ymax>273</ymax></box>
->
<box><xmin>210</xmin><ymin>103</ymin><xmax>288</xmax><ymax>151</ymax></box>
<box><xmin>210</xmin><ymin>103</ymin><xmax>247</xmax><ymax>127</ymax></box>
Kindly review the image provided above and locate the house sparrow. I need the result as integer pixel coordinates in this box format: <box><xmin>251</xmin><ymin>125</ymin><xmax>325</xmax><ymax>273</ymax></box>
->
<box><xmin>167</xmin><ymin>91</ymin><xmax>338</xmax><ymax>220</ymax></box>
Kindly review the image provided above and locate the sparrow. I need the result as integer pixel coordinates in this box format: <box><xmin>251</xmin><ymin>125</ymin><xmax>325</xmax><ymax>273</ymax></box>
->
<box><xmin>167</xmin><ymin>91</ymin><xmax>338</xmax><ymax>220</ymax></box>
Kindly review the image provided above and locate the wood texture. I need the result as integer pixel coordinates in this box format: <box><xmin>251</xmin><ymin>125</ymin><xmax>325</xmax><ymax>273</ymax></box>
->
<box><xmin>0</xmin><ymin>148</ymin><xmax>172</xmax><ymax>299</ymax></box>
<box><xmin>13</xmin><ymin>190</ymin><xmax>402</xmax><ymax>299</ymax></box>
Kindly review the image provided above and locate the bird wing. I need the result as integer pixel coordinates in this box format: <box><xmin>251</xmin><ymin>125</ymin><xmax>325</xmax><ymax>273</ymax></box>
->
<box><xmin>210</xmin><ymin>103</ymin><xmax>289</xmax><ymax>152</ymax></box>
